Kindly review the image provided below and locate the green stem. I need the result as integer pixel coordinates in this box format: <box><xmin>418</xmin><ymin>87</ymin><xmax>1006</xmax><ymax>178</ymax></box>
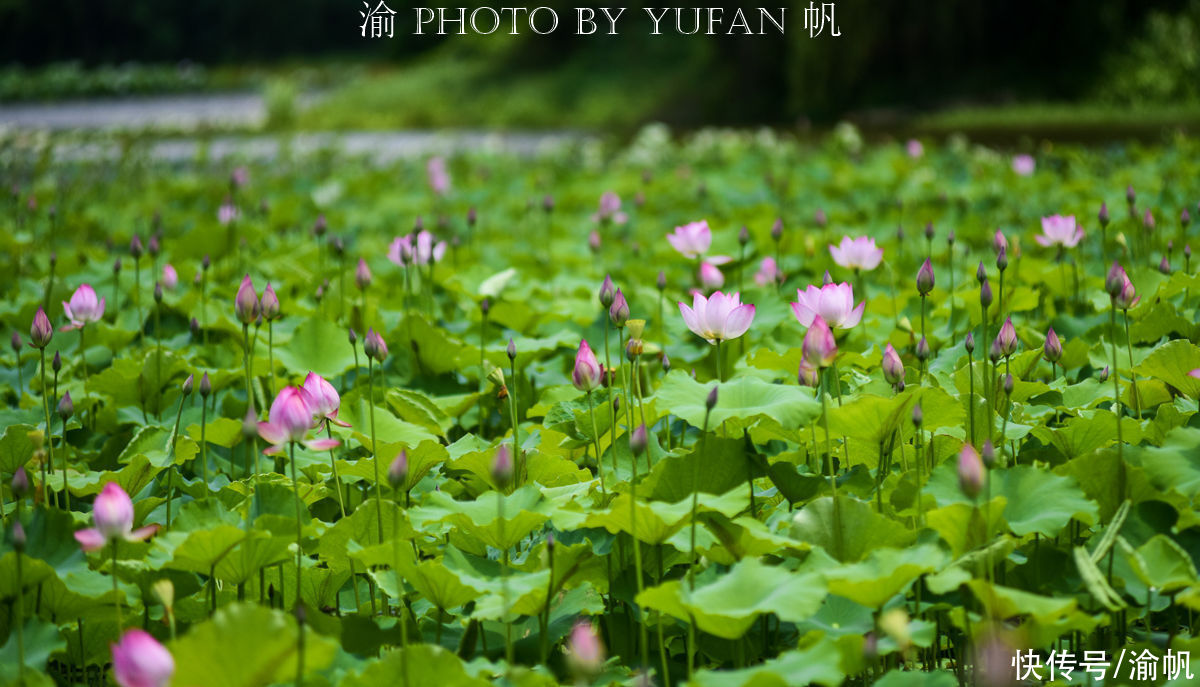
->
<box><xmin>715</xmin><ymin>339</ymin><xmax>723</xmax><ymax>382</ymax></box>
<box><xmin>630</xmin><ymin>437</ymin><xmax>648</xmax><ymax>669</ymax></box>
<box><xmin>15</xmin><ymin>541</ymin><xmax>25</xmax><ymax>682</ymax></box>
<box><xmin>368</xmin><ymin>358</ymin><xmax>384</xmax><ymax>543</ymax></box>
<box><xmin>200</xmin><ymin>395</ymin><xmax>209</xmax><ymax>495</ymax></box>
<box><xmin>821</xmin><ymin>368</ymin><xmax>843</xmax><ymax>561</ymax></box>
<box><xmin>112</xmin><ymin>539</ymin><xmax>122</xmax><ymax>628</ymax></box>
<box><xmin>687</xmin><ymin>403</ymin><xmax>712</xmax><ymax>680</ymax></box>
<box><xmin>1123</xmin><ymin>310</ymin><xmax>1141</xmax><ymax>419</ymax></box>
<box><xmin>499</xmin><ymin>494</ymin><xmax>513</xmax><ymax>668</ymax></box>
<box><xmin>39</xmin><ymin>349</ymin><xmax>54</xmax><ymax>508</ymax></box>
<box><xmin>289</xmin><ymin>441</ymin><xmax>304</xmax><ymax>604</ymax></box>
<box><xmin>587</xmin><ymin>391</ymin><xmax>607</xmax><ymax>497</ymax></box>
<box><xmin>478</xmin><ymin>309</ymin><xmax>487</xmax><ymax>435</ymax></box>
<box><xmin>242</xmin><ymin>323</ymin><xmax>254</xmax><ymax>414</ymax></box>
<box><xmin>1110</xmin><ymin>303</ymin><xmax>1126</xmax><ymax>501</ymax></box>
<box><xmin>509</xmin><ymin>358</ymin><xmax>520</xmax><ymax>484</ymax></box>
<box><xmin>267</xmin><ymin>321</ymin><xmax>275</xmax><ymax>399</ymax></box>
<box><xmin>392</xmin><ymin>505</ymin><xmax>411</xmax><ymax>687</ymax></box>
<box><xmin>967</xmin><ymin>350</ymin><xmax>976</xmax><ymax>446</ymax></box>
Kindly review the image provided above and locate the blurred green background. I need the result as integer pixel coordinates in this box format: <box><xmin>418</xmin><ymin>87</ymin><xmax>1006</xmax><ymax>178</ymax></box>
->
<box><xmin>2</xmin><ymin>0</ymin><xmax>1199</xmax><ymax>134</ymax></box>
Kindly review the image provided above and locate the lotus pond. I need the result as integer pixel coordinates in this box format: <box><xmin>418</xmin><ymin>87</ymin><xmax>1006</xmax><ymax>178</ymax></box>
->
<box><xmin>3</xmin><ymin>127</ymin><xmax>1200</xmax><ymax>686</ymax></box>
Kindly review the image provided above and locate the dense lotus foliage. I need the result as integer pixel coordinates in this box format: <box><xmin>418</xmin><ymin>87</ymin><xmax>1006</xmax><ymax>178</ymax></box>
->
<box><xmin>4</xmin><ymin>125</ymin><xmax>1200</xmax><ymax>686</ymax></box>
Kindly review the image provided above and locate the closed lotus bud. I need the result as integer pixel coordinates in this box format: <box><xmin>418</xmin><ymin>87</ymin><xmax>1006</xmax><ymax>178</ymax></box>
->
<box><xmin>1043</xmin><ymin>327</ymin><xmax>1062</xmax><ymax>363</ymax></box>
<box><xmin>996</xmin><ymin>246</ymin><xmax>1008</xmax><ymax>272</ymax></box>
<box><xmin>947</xmin><ymin>230</ymin><xmax>956</xmax><ymax>245</ymax></box>
<box><xmin>147</xmin><ymin>235</ymin><xmax>160</xmax><ymax>258</ymax></box>
<box><xmin>803</xmin><ymin>315</ymin><xmax>838</xmax><ymax>368</ymax></box>
<box><xmin>630</xmin><ymin>424</ymin><xmax>648</xmax><ymax>456</ymax></box>
<box><xmin>153</xmin><ymin>281</ymin><xmax>163</xmax><ymax>304</ymax></box>
<box><xmin>958</xmin><ymin>445</ymin><xmax>985</xmax><ymax>499</ymax></box>
<box><xmin>1144</xmin><ymin>209</ymin><xmax>1155</xmax><ymax>230</ymax></box>
<box><xmin>364</xmin><ymin>329</ymin><xmax>388</xmax><ymax>362</ymax></box>
<box><xmin>314</xmin><ymin>284</ymin><xmax>324</xmax><ymax>304</ymax></box>
<box><xmin>588</xmin><ymin>230</ymin><xmax>601</xmax><ymax>253</ymax></box>
<box><xmin>199</xmin><ymin>372</ymin><xmax>212</xmax><ymax>398</ymax></box>
<box><xmin>348</xmin><ymin>328</ymin><xmax>357</xmax><ymax>346</ymax></box>
<box><xmin>1004</xmin><ymin>373</ymin><xmax>1014</xmax><ymax>395</ymax></box>
<box><xmin>1105</xmin><ymin>263</ymin><xmax>1126</xmax><ymax>297</ymax></box>
<box><xmin>598</xmin><ymin>275</ymin><xmax>615</xmax><ymax>308</ymax></box>
<box><xmin>1159</xmin><ymin>255</ymin><xmax>1171</xmax><ymax>275</ymax></box>
<box><xmin>1126</xmin><ymin>185</ymin><xmax>1136</xmax><ymax>206</ymax></box>
<box><xmin>965</xmin><ymin>332</ymin><xmax>975</xmax><ymax>354</ymax></box>
<box><xmin>30</xmin><ymin>307</ymin><xmax>53</xmax><ymax>349</ymax></box>
<box><xmin>975</xmin><ymin>261</ymin><xmax>986</xmax><ymax>284</ymax></box>
<box><xmin>260</xmin><ymin>284</ymin><xmax>280</xmax><ymax>321</ymax></box>
<box><xmin>1187</xmin><ymin>244</ymin><xmax>1193</xmax><ymax>260</ymax></box>
<box><xmin>661</xmin><ymin>351</ymin><xmax>670</xmax><ymax>372</ymax></box>
<box><xmin>235</xmin><ymin>275</ymin><xmax>259</xmax><ymax>324</ymax></box>
<box><xmin>507</xmin><ymin>338</ymin><xmax>517</xmax><ymax>361</ymax></box>
<box><xmin>882</xmin><ymin>343</ymin><xmax>904</xmax><ymax>385</ymax></box>
<box><xmin>1115</xmin><ymin>272</ymin><xmax>1138</xmax><ymax>310</ymax></box>
<box><xmin>242</xmin><ymin>407</ymin><xmax>258</xmax><ymax>439</ymax></box>
<box><xmin>332</xmin><ymin>236</ymin><xmax>345</xmax><ymax>257</ymax></box>
<box><xmin>12</xmin><ymin>521</ymin><xmax>25</xmax><ymax>552</ymax></box>
<box><xmin>612</xmin><ymin>396</ymin><xmax>620</xmax><ymax>412</ymax></box>
<box><xmin>1099</xmin><ymin>365</ymin><xmax>1110</xmax><ymax>382</ymax></box>
<box><xmin>10</xmin><ymin>332</ymin><xmax>21</xmax><ymax>355</ymax></box>
<box><xmin>912</xmin><ymin>403</ymin><xmax>923</xmax><ymax>428</ymax></box>
<box><xmin>609</xmin><ymin>289</ymin><xmax>629</xmax><ymax>328</ymax></box>
<box><xmin>915</xmin><ymin>336</ymin><xmax>931</xmax><ymax>361</ymax></box>
<box><xmin>771</xmin><ymin>218</ymin><xmax>783</xmax><ymax>242</ymax></box>
<box><xmin>815</xmin><ymin>209</ymin><xmax>827</xmax><ymax>228</ymax></box>
<box><xmin>355</xmin><ymin>258</ymin><xmax>372</xmax><ymax>290</ymax></box>
<box><xmin>980</xmin><ymin>278</ymin><xmax>993</xmax><ymax>309</ymax></box>
<box><xmin>52</xmin><ymin>350</ymin><xmax>62</xmax><ymax>373</ymax></box>
<box><xmin>542</xmin><ymin>195</ymin><xmax>554</xmax><ymax>213</ymax></box>
<box><xmin>492</xmin><ymin>444</ymin><xmax>513</xmax><ymax>487</ymax></box>
<box><xmin>798</xmin><ymin>356</ymin><xmax>820</xmax><ymax>387</ymax></box>
<box><xmin>924</xmin><ymin>222</ymin><xmax>934</xmax><ymax>241</ymax></box>
<box><xmin>656</xmin><ymin>271</ymin><xmax>666</xmax><ymax>291</ymax></box>
<box><xmin>916</xmin><ymin>258</ymin><xmax>935</xmax><ymax>295</ymax></box>
<box><xmin>706</xmin><ymin>385</ymin><xmax>719</xmax><ymax>411</ymax></box>
<box><xmin>989</xmin><ymin>338</ymin><xmax>1002</xmax><ymax>363</ymax></box>
<box><xmin>738</xmin><ymin>225</ymin><xmax>750</xmax><ymax>246</ymax></box>
<box><xmin>996</xmin><ymin>317</ymin><xmax>1018</xmax><ymax>356</ymax></box>
<box><xmin>388</xmin><ymin>450</ymin><xmax>408</xmax><ymax>488</ymax></box>
<box><xmin>981</xmin><ymin>440</ymin><xmax>996</xmax><ymax>468</ymax></box>
<box><xmin>565</xmin><ymin>621</ymin><xmax>605</xmax><ymax>680</ymax></box>
<box><xmin>113</xmin><ymin>258</ymin><xmax>122</xmax><ymax>275</ymax></box>
<box><xmin>181</xmin><ymin>374</ymin><xmax>194</xmax><ymax>397</ymax></box>
<box><xmin>130</xmin><ymin>235</ymin><xmax>144</xmax><ymax>259</ymax></box>
<box><xmin>480</xmin><ymin>298</ymin><xmax>490</xmax><ymax>317</ymax></box>
<box><xmin>467</xmin><ymin>206</ymin><xmax>477</xmax><ymax>226</ymax></box>
<box><xmin>1183</xmin><ymin>209</ymin><xmax>1192</xmax><ymax>228</ymax></box>
<box><xmin>313</xmin><ymin>214</ymin><xmax>327</xmax><ymax>237</ymax></box>
<box><xmin>12</xmin><ymin>466</ymin><xmax>29</xmax><ymax>497</ymax></box>
<box><xmin>202</xmin><ymin>255</ymin><xmax>211</xmax><ymax>272</ymax></box>
<box><xmin>57</xmin><ymin>391</ymin><xmax>73</xmax><ymax>420</ymax></box>
<box><xmin>1098</xmin><ymin>202</ymin><xmax>1110</xmax><ymax>228</ymax></box>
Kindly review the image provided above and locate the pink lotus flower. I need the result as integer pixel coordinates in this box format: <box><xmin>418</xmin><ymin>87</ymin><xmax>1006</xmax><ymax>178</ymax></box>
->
<box><xmin>73</xmin><ymin>482</ymin><xmax>158</xmax><ymax>552</ymax></box>
<box><xmin>699</xmin><ymin>261</ymin><xmax>725</xmax><ymax>289</ymax></box>
<box><xmin>161</xmin><ymin>264</ymin><xmax>178</xmax><ymax>291</ymax></box>
<box><xmin>572</xmin><ymin>340</ymin><xmax>604</xmax><ymax>392</ymax></box>
<box><xmin>426</xmin><ymin>156</ymin><xmax>450</xmax><ymax>196</ymax></box>
<box><xmin>61</xmin><ymin>284</ymin><xmax>106</xmax><ymax>331</ymax></box>
<box><xmin>906</xmin><ymin>139</ymin><xmax>924</xmax><ymax>159</ymax></box>
<box><xmin>565</xmin><ymin>621</ymin><xmax>605</xmax><ymax>678</ymax></box>
<box><xmin>829</xmin><ymin>236</ymin><xmax>884</xmax><ymax>272</ymax></box>
<box><xmin>257</xmin><ymin>386</ymin><xmax>341</xmax><ymax>456</ymax></box>
<box><xmin>802</xmin><ymin>315</ymin><xmax>838</xmax><ymax>368</ymax></box>
<box><xmin>111</xmin><ymin>629</ymin><xmax>174</xmax><ymax>687</ymax></box>
<box><xmin>217</xmin><ymin>196</ymin><xmax>238</xmax><ymax>225</ymax></box>
<box><xmin>592</xmin><ymin>191</ymin><xmax>628</xmax><ymax>225</ymax></box>
<box><xmin>790</xmin><ymin>282</ymin><xmax>864</xmax><ymax>330</ymax></box>
<box><xmin>754</xmin><ymin>257</ymin><xmax>781</xmax><ymax>286</ymax></box>
<box><xmin>1189</xmin><ymin>368</ymin><xmax>1200</xmax><ymax>380</ymax></box>
<box><xmin>1036</xmin><ymin>215</ymin><xmax>1084</xmax><ymax>249</ymax></box>
<box><xmin>678</xmin><ymin>291</ymin><xmax>755</xmax><ymax>344</ymax></box>
<box><xmin>667</xmin><ymin>220</ymin><xmax>712</xmax><ymax>259</ymax></box>
<box><xmin>388</xmin><ymin>231</ymin><xmax>446</xmax><ymax>266</ymax></box>
<box><xmin>1012</xmin><ymin>154</ymin><xmax>1035</xmax><ymax>176</ymax></box>
<box><xmin>302</xmin><ymin>372</ymin><xmax>350</xmax><ymax>430</ymax></box>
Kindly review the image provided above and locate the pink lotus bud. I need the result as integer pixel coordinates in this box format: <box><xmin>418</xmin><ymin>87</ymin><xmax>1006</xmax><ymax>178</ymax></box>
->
<box><xmin>62</xmin><ymin>284</ymin><xmax>106</xmax><ymax>331</ymax></box>
<box><xmin>303</xmin><ymin>372</ymin><xmax>347</xmax><ymax>429</ymax></box>
<box><xmin>1105</xmin><ymin>263</ymin><xmax>1127</xmax><ymax>297</ymax></box>
<box><xmin>1188</xmin><ymin>368</ymin><xmax>1200</xmax><ymax>380</ymax></box>
<box><xmin>1114</xmin><ymin>271</ymin><xmax>1139</xmax><ymax>310</ymax></box>
<box><xmin>313</xmin><ymin>214</ymin><xmax>328</xmax><ymax>237</ymax></box>
<box><xmin>738</xmin><ymin>225</ymin><xmax>750</xmax><ymax>246</ymax></box>
<box><xmin>1126</xmin><ymin>185</ymin><xmax>1136</xmax><ymax>206</ymax></box>
<box><xmin>1143</xmin><ymin>209</ymin><xmax>1155</xmax><ymax>230</ymax></box>
<box><xmin>161</xmin><ymin>264</ymin><xmax>178</xmax><ymax>291</ymax></box>
<box><xmin>130</xmin><ymin>235</ymin><xmax>144</xmax><ymax>259</ymax></box>
<box><xmin>980</xmin><ymin>440</ymin><xmax>996</xmax><ymax>468</ymax></box>
<box><xmin>797</xmin><ymin>356</ymin><xmax>820</xmax><ymax>387</ymax></box>
<box><xmin>1043</xmin><ymin>327</ymin><xmax>1062</xmax><ymax>363</ymax></box>
<box><xmin>906</xmin><ymin>138</ymin><xmax>924</xmax><ymax>159</ymax></box>
<box><xmin>10</xmin><ymin>331</ymin><xmax>21</xmax><ymax>354</ymax></box>
<box><xmin>965</xmin><ymin>332</ymin><xmax>975</xmax><ymax>354</ymax></box>
<box><xmin>260</xmin><ymin>283</ymin><xmax>280</xmax><ymax>321</ymax></box>
<box><xmin>996</xmin><ymin>246</ymin><xmax>1008</xmax><ymax>272</ymax></box>
<box><xmin>912</xmin><ymin>403</ymin><xmax>923</xmax><ymax>427</ymax></box>
<box><xmin>995</xmin><ymin>317</ymin><xmax>1018</xmax><ymax>357</ymax></box>
<box><xmin>980</xmin><ymin>278</ymin><xmax>993</xmax><ymax>309</ymax></box>
<box><xmin>492</xmin><ymin>444</ymin><xmax>513</xmax><ymax>487</ymax></box>
<box><xmin>958</xmin><ymin>445</ymin><xmax>985</xmax><ymax>499</ymax></box>
<box><xmin>754</xmin><ymin>257</ymin><xmax>781</xmax><ymax>287</ymax></box>
<box><xmin>234</xmin><ymin>275</ymin><xmax>259</xmax><ymax>324</ymax></box>
<box><xmin>630</xmin><ymin>424</ymin><xmax>648</xmax><ymax>456</ymax></box>
<box><xmin>814</xmin><ymin>209</ymin><xmax>827</xmax><ymax>228</ymax></box>
<box><xmin>916</xmin><ymin>336</ymin><xmax>931</xmax><ymax>361</ymax></box>
<box><xmin>388</xmin><ymin>450</ymin><xmax>408</xmax><ymax>488</ymax></box>
<box><xmin>802</xmin><ymin>315</ymin><xmax>837</xmax><ymax>368</ymax></box>
<box><xmin>12</xmin><ymin>466</ymin><xmax>30</xmax><ymax>497</ymax></box>
<box><xmin>180</xmin><ymin>374</ymin><xmax>193</xmax><ymax>397</ymax></box>
<box><xmin>565</xmin><ymin>621</ymin><xmax>605</xmax><ymax>679</ymax></box>
<box><xmin>976</xmin><ymin>261</ymin><xmax>987</xmax><ymax>284</ymax></box>
<box><xmin>1098</xmin><ymin>202</ymin><xmax>1110</xmax><ymax>228</ymax></box>
<box><xmin>771</xmin><ymin>218</ymin><xmax>783</xmax><ymax>242</ymax></box>
<box><xmin>30</xmin><ymin>307</ymin><xmax>53</xmax><ymax>348</ymax></box>
<box><xmin>231</xmin><ymin>166</ymin><xmax>249</xmax><ymax>188</ymax></box>
<box><xmin>1183</xmin><ymin>208</ymin><xmax>1192</xmax><ymax>228</ymax></box>
<box><xmin>706</xmin><ymin>385</ymin><xmax>719</xmax><ymax>410</ymax></box>
<box><xmin>153</xmin><ymin>281</ymin><xmax>163</xmax><ymax>304</ymax></box>
<box><xmin>1100</xmin><ymin>366</ymin><xmax>1110</xmax><ymax>382</ymax></box>
<box><xmin>598</xmin><ymin>275</ymin><xmax>615</xmax><ymax>308</ymax></box>
<box><xmin>364</xmin><ymin>328</ymin><xmax>388</xmax><ymax>362</ymax></box>
<box><xmin>924</xmin><ymin>222</ymin><xmax>935</xmax><ymax>242</ymax></box>
<box><xmin>111</xmin><ymin>628</ymin><xmax>174</xmax><ymax>687</ymax></box>
<box><xmin>1159</xmin><ymin>255</ymin><xmax>1171</xmax><ymax>275</ymax></box>
<box><xmin>199</xmin><ymin>372</ymin><xmax>212</xmax><ymax>398</ymax></box>
<box><xmin>572</xmin><ymin>340</ymin><xmax>604</xmax><ymax>392</ymax></box>
<box><xmin>609</xmin><ymin>289</ymin><xmax>629</xmax><ymax>328</ymax></box>
<box><xmin>1011</xmin><ymin>154</ymin><xmax>1035</xmax><ymax>176</ymax></box>
<box><xmin>257</xmin><ymin>386</ymin><xmax>314</xmax><ymax>449</ymax></box>
<box><xmin>915</xmin><ymin>258</ymin><xmax>935</xmax><ymax>295</ymax></box>
<box><xmin>588</xmin><ymin>230</ymin><xmax>601</xmax><ymax>253</ymax></box>
<box><xmin>699</xmin><ymin>261</ymin><xmax>724</xmax><ymax>289</ymax></box>
<box><xmin>355</xmin><ymin>258</ymin><xmax>372</xmax><ymax>290</ymax></box>
<box><xmin>882</xmin><ymin>343</ymin><xmax>904</xmax><ymax>385</ymax></box>
<box><xmin>507</xmin><ymin>338</ymin><xmax>517</xmax><ymax>361</ymax></box>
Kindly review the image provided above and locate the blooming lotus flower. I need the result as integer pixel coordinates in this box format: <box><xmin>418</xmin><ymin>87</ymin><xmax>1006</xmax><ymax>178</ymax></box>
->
<box><xmin>829</xmin><ymin>236</ymin><xmax>884</xmax><ymax>272</ymax></box>
<box><xmin>303</xmin><ymin>372</ymin><xmax>350</xmax><ymax>429</ymax></box>
<box><xmin>111</xmin><ymin>629</ymin><xmax>174</xmax><ymax>687</ymax></box>
<box><xmin>679</xmin><ymin>291</ymin><xmax>755</xmax><ymax>345</ymax></box>
<box><xmin>1036</xmin><ymin>215</ymin><xmax>1084</xmax><ymax>249</ymax></box>
<box><xmin>161</xmin><ymin>264</ymin><xmax>178</xmax><ymax>291</ymax></box>
<box><xmin>754</xmin><ymin>257</ymin><xmax>781</xmax><ymax>286</ymax></box>
<box><xmin>802</xmin><ymin>315</ymin><xmax>838</xmax><ymax>368</ymax></box>
<box><xmin>74</xmin><ymin>482</ymin><xmax>158</xmax><ymax>552</ymax></box>
<box><xmin>1012</xmin><ymin>154</ymin><xmax>1035</xmax><ymax>176</ymax></box>
<box><xmin>217</xmin><ymin>197</ymin><xmax>238</xmax><ymax>225</ymax></box>
<box><xmin>906</xmin><ymin>139</ymin><xmax>924</xmax><ymax>159</ymax></box>
<box><xmin>257</xmin><ymin>386</ymin><xmax>341</xmax><ymax>456</ymax></box>
<box><xmin>592</xmin><ymin>191</ymin><xmax>628</xmax><ymax>225</ymax></box>
<box><xmin>572</xmin><ymin>340</ymin><xmax>604</xmax><ymax>392</ymax></box>
<box><xmin>790</xmin><ymin>282</ymin><xmax>865</xmax><ymax>330</ymax></box>
<box><xmin>667</xmin><ymin>220</ymin><xmax>712</xmax><ymax>258</ymax></box>
<box><xmin>882</xmin><ymin>343</ymin><xmax>904</xmax><ymax>385</ymax></box>
<box><xmin>426</xmin><ymin>156</ymin><xmax>450</xmax><ymax>196</ymax></box>
<box><xmin>699</xmin><ymin>261</ymin><xmax>725</xmax><ymax>289</ymax></box>
<box><xmin>386</xmin><ymin>235</ymin><xmax>413</xmax><ymax>265</ymax></box>
<box><xmin>234</xmin><ymin>275</ymin><xmax>259</xmax><ymax>324</ymax></box>
<box><xmin>61</xmin><ymin>284</ymin><xmax>106</xmax><ymax>331</ymax></box>
<box><xmin>30</xmin><ymin>306</ymin><xmax>53</xmax><ymax>348</ymax></box>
